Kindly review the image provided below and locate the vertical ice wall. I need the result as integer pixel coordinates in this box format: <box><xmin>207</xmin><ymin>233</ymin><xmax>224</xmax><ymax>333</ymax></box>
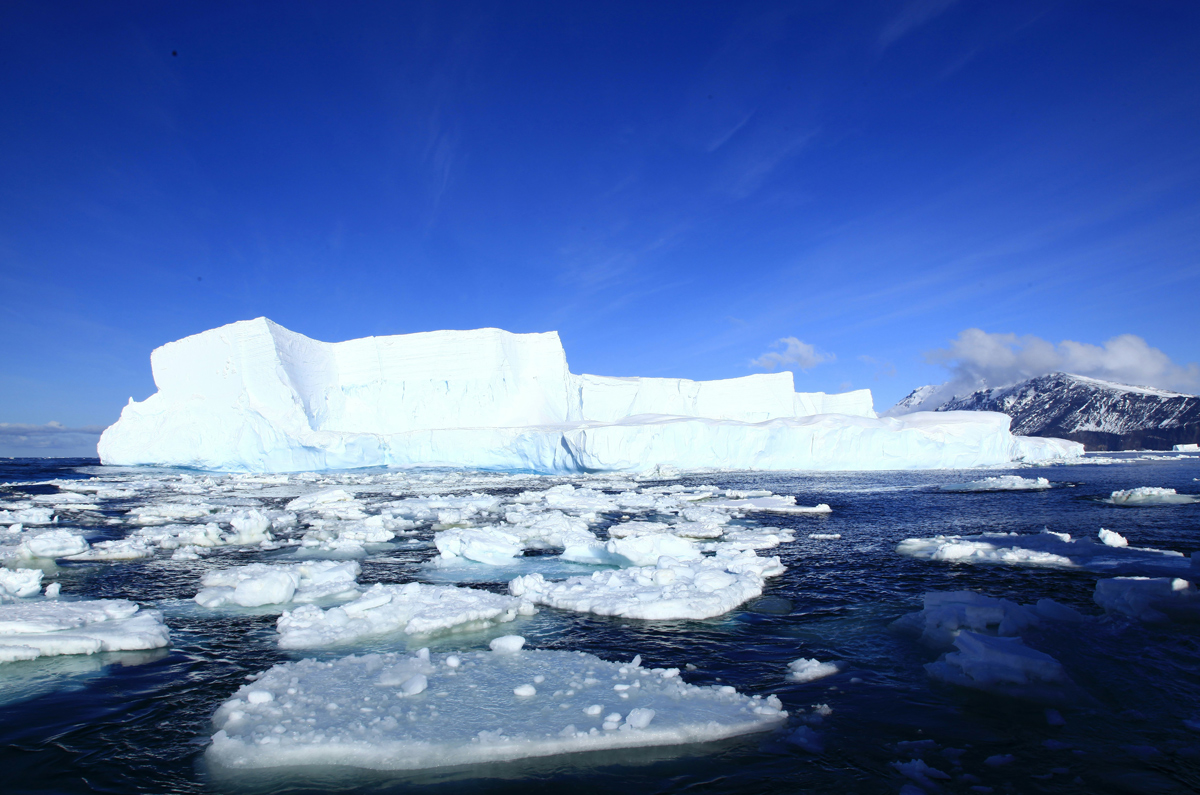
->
<box><xmin>99</xmin><ymin>318</ymin><xmax>1081</xmax><ymax>472</ymax></box>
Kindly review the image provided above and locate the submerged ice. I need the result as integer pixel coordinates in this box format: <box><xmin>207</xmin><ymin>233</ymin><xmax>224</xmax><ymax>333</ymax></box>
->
<box><xmin>98</xmin><ymin>318</ymin><xmax>1081</xmax><ymax>473</ymax></box>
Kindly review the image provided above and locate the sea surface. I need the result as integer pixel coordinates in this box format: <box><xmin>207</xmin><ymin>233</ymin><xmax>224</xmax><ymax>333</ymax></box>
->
<box><xmin>2</xmin><ymin>454</ymin><xmax>1199</xmax><ymax>794</ymax></box>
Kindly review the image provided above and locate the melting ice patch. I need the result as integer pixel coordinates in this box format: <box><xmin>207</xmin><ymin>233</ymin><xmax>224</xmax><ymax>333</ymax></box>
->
<box><xmin>0</xmin><ymin>599</ymin><xmax>170</xmax><ymax>663</ymax></box>
<box><xmin>275</xmin><ymin>582</ymin><xmax>533</xmax><ymax>648</ymax></box>
<box><xmin>510</xmin><ymin>549</ymin><xmax>783</xmax><ymax>620</ymax></box>
<box><xmin>892</xmin><ymin>591</ymin><xmax>1086</xmax><ymax>701</ymax></box>
<box><xmin>938</xmin><ymin>476</ymin><xmax>1051</xmax><ymax>492</ymax></box>
<box><xmin>896</xmin><ymin>529</ymin><xmax>1191</xmax><ymax>576</ymax></box>
<box><xmin>207</xmin><ymin>643</ymin><xmax>786</xmax><ymax>771</ymax></box>
<box><xmin>1105</xmin><ymin>487</ymin><xmax>1200</xmax><ymax>506</ymax></box>
<box><xmin>1094</xmin><ymin>577</ymin><xmax>1200</xmax><ymax>623</ymax></box>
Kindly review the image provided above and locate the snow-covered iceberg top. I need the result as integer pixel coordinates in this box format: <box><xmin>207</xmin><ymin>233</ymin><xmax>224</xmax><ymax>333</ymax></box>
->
<box><xmin>99</xmin><ymin>318</ymin><xmax>1082</xmax><ymax>473</ymax></box>
<box><xmin>207</xmin><ymin>641</ymin><xmax>786</xmax><ymax>771</ymax></box>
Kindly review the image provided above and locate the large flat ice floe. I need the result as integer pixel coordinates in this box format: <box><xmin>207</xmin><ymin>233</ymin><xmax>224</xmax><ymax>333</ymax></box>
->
<box><xmin>98</xmin><ymin>318</ymin><xmax>1081</xmax><ymax>473</ymax></box>
<box><xmin>0</xmin><ymin>599</ymin><xmax>170</xmax><ymax>663</ymax></box>
<box><xmin>509</xmin><ymin>549</ymin><xmax>784</xmax><ymax>620</ymax></box>
<box><xmin>207</xmin><ymin>640</ymin><xmax>786</xmax><ymax>771</ymax></box>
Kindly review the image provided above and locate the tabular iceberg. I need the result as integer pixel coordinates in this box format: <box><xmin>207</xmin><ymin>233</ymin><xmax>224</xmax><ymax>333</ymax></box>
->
<box><xmin>99</xmin><ymin>318</ymin><xmax>1082</xmax><ymax>473</ymax></box>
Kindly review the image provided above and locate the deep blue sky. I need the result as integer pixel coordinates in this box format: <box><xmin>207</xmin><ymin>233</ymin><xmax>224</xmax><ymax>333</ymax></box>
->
<box><xmin>2</xmin><ymin>1</ymin><xmax>1199</xmax><ymax>454</ymax></box>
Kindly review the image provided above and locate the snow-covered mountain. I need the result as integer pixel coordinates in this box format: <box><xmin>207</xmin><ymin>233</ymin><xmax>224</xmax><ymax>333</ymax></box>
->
<box><xmin>891</xmin><ymin>373</ymin><xmax>1200</xmax><ymax>451</ymax></box>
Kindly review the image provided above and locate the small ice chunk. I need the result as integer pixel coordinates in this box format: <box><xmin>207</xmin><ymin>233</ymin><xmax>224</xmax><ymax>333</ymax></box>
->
<box><xmin>786</xmin><ymin>658</ymin><xmax>840</xmax><ymax>683</ymax></box>
<box><xmin>401</xmin><ymin>674</ymin><xmax>428</xmax><ymax>695</ymax></box>
<box><xmin>0</xmin><ymin>568</ymin><xmax>44</xmax><ymax>599</ymax></box>
<box><xmin>513</xmin><ymin>684</ymin><xmax>537</xmax><ymax>697</ymax></box>
<box><xmin>490</xmin><ymin>635</ymin><xmax>526</xmax><ymax>653</ymax></box>
<box><xmin>1098</xmin><ymin>528</ymin><xmax>1128</xmax><ymax>548</ymax></box>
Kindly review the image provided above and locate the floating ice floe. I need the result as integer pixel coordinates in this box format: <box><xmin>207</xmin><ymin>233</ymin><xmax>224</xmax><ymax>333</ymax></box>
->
<box><xmin>0</xmin><ymin>506</ymin><xmax>55</xmax><ymax>525</ymax></box>
<box><xmin>1105</xmin><ymin>487</ymin><xmax>1200</xmax><ymax>506</ymax></box>
<box><xmin>938</xmin><ymin>475</ymin><xmax>1051</xmax><ymax>492</ymax></box>
<box><xmin>275</xmin><ymin>582</ymin><xmax>533</xmax><ymax>648</ymax></box>
<box><xmin>0</xmin><ymin>599</ymin><xmax>170</xmax><ymax>663</ymax></box>
<box><xmin>206</xmin><ymin>642</ymin><xmax>787</xmax><ymax>771</ymax></box>
<box><xmin>896</xmin><ymin>528</ymin><xmax>1191</xmax><ymax>576</ymax></box>
<box><xmin>13</xmin><ymin>529</ymin><xmax>91</xmax><ymax>560</ymax></box>
<box><xmin>510</xmin><ymin>549</ymin><xmax>783</xmax><ymax>620</ymax></box>
<box><xmin>1093</xmin><ymin>577</ymin><xmax>1200</xmax><ymax>622</ymax></box>
<box><xmin>194</xmin><ymin>561</ymin><xmax>361</xmax><ymax>609</ymax></box>
<box><xmin>76</xmin><ymin>509</ymin><xmax>285</xmax><ymax>562</ymax></box>
<box><xmin>786</xmin><ymin>658</ymin><xmax>841</xmax><ymax>683</ymax></box>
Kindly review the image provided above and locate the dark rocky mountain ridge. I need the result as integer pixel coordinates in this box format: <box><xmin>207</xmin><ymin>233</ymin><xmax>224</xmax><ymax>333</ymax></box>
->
<box><xmin>893</xmin><ymin>372</ymin><xmax>1200</xmax><ymax>451</ymax></box>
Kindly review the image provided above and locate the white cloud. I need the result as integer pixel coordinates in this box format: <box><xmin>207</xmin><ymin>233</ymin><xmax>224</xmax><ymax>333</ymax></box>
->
<box><xmin>926</xmin><ymin>328</ymin><xmax>1200</xmax><ymax>399</ymax></box>
<box><xmin>751</xmin><ymin>337</ymin><xmax>835</xmax><ymax>372</ymax></box>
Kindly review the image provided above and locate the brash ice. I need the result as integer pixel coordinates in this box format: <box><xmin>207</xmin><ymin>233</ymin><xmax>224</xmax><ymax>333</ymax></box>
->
<box><xmin>98</xmin><ymin>319</ymin><xmax>1082</xmax><ymax>472</ymax></box>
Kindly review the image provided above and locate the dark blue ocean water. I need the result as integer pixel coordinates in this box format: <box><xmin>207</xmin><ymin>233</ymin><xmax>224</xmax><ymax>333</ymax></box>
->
<box><xmin>2</xmin><ymin>455</ymin><xmax>1199</xmax><ymax>794</ymax></box>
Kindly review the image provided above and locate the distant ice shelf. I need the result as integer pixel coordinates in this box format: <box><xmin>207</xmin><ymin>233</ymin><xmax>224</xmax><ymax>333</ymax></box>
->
<box><xmin>99</xmin><ymin>318</ymin><xmax>1083</xmax><ymax>473</ymax></box>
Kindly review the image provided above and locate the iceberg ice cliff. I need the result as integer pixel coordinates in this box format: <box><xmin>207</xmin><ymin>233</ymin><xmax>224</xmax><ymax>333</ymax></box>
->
<box><xmin>99</xmin><ymin>318</ymin><xmax>1081</xmax><ymax>473</ymax></box>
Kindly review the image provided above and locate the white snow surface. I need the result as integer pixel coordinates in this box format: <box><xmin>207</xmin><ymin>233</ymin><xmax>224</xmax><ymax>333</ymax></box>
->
<box><xmin>1105</xmin><ymin>487</ymin><xmax>1200</xmax><ymax>506</ymax></box>
<box><xmin>194</xmin><ymin>561</ymin><xmax>361</xmax><ymax>609</ymax></box>
<box><xmin>510</xmin><ymin>548</ymin><xmax>783</xmax><ymax>620</ymax></box>
<box><xmin>0</xmin><ymin>599</ymin><xmax>169</xmax><ymax>663</ymax></box>
<box><xmin>207</xmin><ymin>645</ymin><xmax>786</xmax><ymax>771</ymax></box>
<box><xmin>98</xmin><ymin>318</ymin><xmax>1081</xmax><ymax>473</ymax></box>
<box><xmin>275</xmin><ymin>582</ymin><xmax>532</xmax><ymax>648</ymax></box>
